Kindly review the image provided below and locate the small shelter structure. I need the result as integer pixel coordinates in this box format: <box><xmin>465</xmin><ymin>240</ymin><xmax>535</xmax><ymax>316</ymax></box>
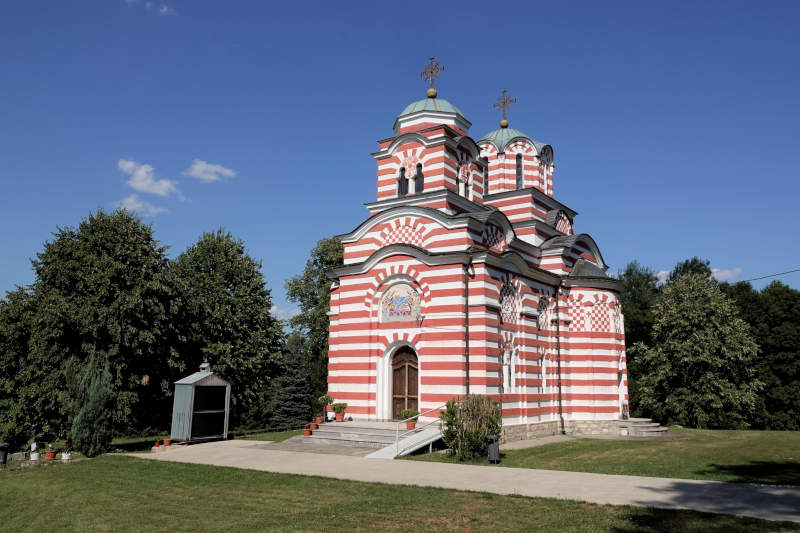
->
<box><xmin>170</xmin><ymin>362</ymin><xmax>231</xmax><ymax>442</ymax></box>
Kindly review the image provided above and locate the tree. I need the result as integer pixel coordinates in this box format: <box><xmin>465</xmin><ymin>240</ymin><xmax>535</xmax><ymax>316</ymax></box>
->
<box><xmin>272</xmin><ymin>331</ymin><xmax>312</xmax><ymax>428</ymax></box>
<box><xmin>24</xmin><ymin>209</ymin><xmax>175</xmax><ymax>437</ymax></box>
<box><xmin>617</xmin><ymin>261</ymin><xmax>660</xmax><ymax>347</ymax></box>
<box><xmin>170</xmin><ymin>229</ymin><xmax>283</xmax><ymax>427</ymax></box>
<box><xmin>721</xmin><ymin>281</ymin><xmax>800</xmax><ymax>430</ymax></box>
<box><xmin>285</xmin><ymin>237</ymin><xmax>343</xmax><ymax>402</ymax></box>
<box><xmin>667</xmin><ymin>256</ymin><xmax>712</xmax><ymax>285</ymax></box>
<box><xmin>70</xmin><ymin>355</ymin><xmax>114</xmax><ymax>457</ymax></box>
<box><xmin>0</xmin><ymin>287</ymin><xmax>34</xmax><ymax>451</ymax></box>
<box><xmin>629</xmin><ymin>274</ymin><xmax>761</xmax><ymax>428</ymax></box>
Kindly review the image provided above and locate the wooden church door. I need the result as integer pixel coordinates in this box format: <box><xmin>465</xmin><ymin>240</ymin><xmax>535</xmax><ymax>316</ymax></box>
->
<box><xmin>392</xmin><ymin>348</ymin><xmax>418</xmax><ymax>419</ymax></box>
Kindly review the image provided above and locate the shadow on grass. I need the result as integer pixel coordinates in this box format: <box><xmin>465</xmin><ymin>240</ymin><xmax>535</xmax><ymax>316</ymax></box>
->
<box><xmin>111</xmin><ymin>439</ymin><xmax>160</xmax><ymax>452</ymax></box>
<box><xmin>611</xmin><ymin>478</ymin><xmax>800</xmax><ymax>530</ymax></box>
<box><xmin>695</xmin><ymin>461</ymin><xmax>800</xmax><ymax>486</ymax></box>
<box><xmin>611</xmin><ymin>505</ymin><xmax>799</xmax><ymax>532</ymax></box>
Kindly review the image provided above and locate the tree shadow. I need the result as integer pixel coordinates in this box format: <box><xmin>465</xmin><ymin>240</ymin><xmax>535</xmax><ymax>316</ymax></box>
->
<box><xmin>609</xmin><ymin>477</ymin><xmax>800</xmax><ymax>531</ymax></box>
<box><xmin>695</xmin><ymin>461</ymin><xmax>800</xmax><ymax>486</ymax></box>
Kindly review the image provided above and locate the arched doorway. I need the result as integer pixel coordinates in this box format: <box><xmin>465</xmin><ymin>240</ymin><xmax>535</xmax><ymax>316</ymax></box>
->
<box><xmin>391</xmin><ymin>347</ymin><xmax>418</xmax><ymax>420</ymax></box>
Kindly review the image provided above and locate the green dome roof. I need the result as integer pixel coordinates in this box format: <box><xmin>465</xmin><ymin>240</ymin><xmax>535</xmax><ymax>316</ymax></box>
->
<box><xmin>478</xmin><ymin>127</ymin><xmax>546</xmax><ymax>152</ymax></box>
<box><xmin>399</xmin><ymin>97</ymin><xmax>465</xmax><ymax>117</ymax></box>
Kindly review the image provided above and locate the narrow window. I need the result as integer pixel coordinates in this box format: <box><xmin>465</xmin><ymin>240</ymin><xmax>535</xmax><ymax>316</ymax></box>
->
<box><xmin>398</xmin><ymin>167</ymin><xmax>408</xmax><ymax>197</ymax></box>
<box><xmin>414</xmin><ymin>163</ymin><xmax>424</xmax><ymax>193</ymax></box>
<box><xmin>515</xmin><ymin>154</ymin><xmax>523</xmax><ymax>189</ymax></box>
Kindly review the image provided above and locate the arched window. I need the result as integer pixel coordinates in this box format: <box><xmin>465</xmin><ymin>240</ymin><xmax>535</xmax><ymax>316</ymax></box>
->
<box><xmin>414</xmin><ymin>163</ymin><xmax>423</xmax><ymax>193</ymax></box>
<box><xmin>398</xmin><ymin>167</ymin><xmax>408</xmax><ymax>197</ymax></box>
<box><xmin>515</xmin><ymin>154</ymin><xmax>523</xmax><ymax>189</ymax></box>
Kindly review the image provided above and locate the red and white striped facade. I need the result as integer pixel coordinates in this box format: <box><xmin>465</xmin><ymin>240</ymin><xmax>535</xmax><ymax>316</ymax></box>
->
<box><xmin>327</xmin><ymin>93</ymin><xmax>628</xmax><ymax>427</ymax></box>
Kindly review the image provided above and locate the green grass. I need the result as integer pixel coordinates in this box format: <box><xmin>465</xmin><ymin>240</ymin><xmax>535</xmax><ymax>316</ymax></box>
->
<box><xmin>1</xmin><ymin>455</ymin><xmax>796</xmax><ymax>532</ymax></box>
<box><xmin>407</xmin><ymin>429</ymin><xmax>800</xmax><ymax>485</ymax></box>
<box><xmin>239</xmin><ymin>429</ymin><xmax>302</xmax><ymax>442</ymax></box>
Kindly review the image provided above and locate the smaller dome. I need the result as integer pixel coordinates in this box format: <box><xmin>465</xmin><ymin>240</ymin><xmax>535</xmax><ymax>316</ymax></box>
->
<box><xmin>399</xmin><ymin>97</ymin><xmax>465</xmax><ymax>118</ymax></box>
<box><xmin>478</xmin><ymin>127</ymin><xmax>546</xmax><ymax>153</ymax></box>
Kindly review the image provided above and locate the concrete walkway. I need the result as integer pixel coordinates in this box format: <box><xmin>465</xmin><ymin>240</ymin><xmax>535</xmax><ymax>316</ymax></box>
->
<box><xmin>131</xmin><ymin>440</ymin><xmax>800</xmax><ymax>524</ymax></box>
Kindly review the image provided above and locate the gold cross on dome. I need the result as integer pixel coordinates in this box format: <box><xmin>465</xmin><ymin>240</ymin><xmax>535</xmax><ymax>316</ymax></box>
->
<box><xmin>493</xmin><ymin>89</ymin><xmax>517</xmax><ymax>121</ymax></box>
<box><xmin>420</xmin><ymin>57</ymin><xmax>444</xmax><ymax>88</ymax></box>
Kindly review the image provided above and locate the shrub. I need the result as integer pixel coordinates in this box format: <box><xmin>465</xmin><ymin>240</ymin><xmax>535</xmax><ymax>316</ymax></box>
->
<box><xmin>331</xmin><ymin>403</ymin><xmax>347</xmax><ymax>414</ymax></box>
<box><xmin>400</xmin><ymin>409</ymin><xmax>419</xmax><ymax>420</ymax></box>
<box><xmin>441</xmin><ymin>395</ymin><xmax>501</xmax><ymax>461</ymax></box>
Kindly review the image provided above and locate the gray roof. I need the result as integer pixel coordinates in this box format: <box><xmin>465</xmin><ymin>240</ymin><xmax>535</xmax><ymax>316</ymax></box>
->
<box><xmin>569</xmin><ymin>258</ymin><xmax>610</xmax><ymax>279</ymax></box>
<box><xmin>544</xmin><ymin>209</ymin><xmax>571</xmax><ymax>230</ymax></box>
<box><xmin>175</xmin><ymin>371</ymin><xmax>229</xmax><ymax>386</ymax></box>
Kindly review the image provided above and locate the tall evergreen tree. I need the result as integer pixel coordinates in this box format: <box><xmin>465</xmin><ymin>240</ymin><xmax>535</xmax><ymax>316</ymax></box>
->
<box><xmin>70</xmin><ymin>355</ymin><xmax>114</xmax><ymax>457</ymax></box>
<box><xmin>285</xmin><ymin>237</ymin><xmax>343</xmax><ymax>402</ymax></box>
<box><xmin>630</xmin><ymin>274</ymin><xmax>761</xmax><ymax>428</ymax></box>
<box><xmin>170</xmin><ymin>229</ymin><xmax>283</xmax><ymax>427</ymax></box>
<box><xmin>0</xmin><ymin>287</ymin><xmax>34</xmax><ymax>451</ymax></box>
<box><xmin>272</xmin><ymin>331</ymin><xmax>312</xmax><ymax>428</ymax></box>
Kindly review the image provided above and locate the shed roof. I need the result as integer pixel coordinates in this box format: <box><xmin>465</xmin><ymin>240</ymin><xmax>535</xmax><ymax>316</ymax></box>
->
<box><xmin>175</xmin><ymin>370</ymin><xmax>229</xmax><ymax>386</ymax></box>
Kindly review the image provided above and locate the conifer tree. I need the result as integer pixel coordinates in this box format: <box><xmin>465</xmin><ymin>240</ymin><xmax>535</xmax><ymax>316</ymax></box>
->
<box><xmin>272</xmin><ymin>332</ymin><xmax>312</xmax><ymax>428</ymax></box>
<box><xmin>71</xmin><ymin>357</ymin><xmax>114</xmax><ymax>457</ymax></box>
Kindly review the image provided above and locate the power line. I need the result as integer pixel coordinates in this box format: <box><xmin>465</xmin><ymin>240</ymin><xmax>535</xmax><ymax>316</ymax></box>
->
<box><xmin>741</xmin><ymin>268</ymin><xmax>800</xmax><ymax>283</ymax></box>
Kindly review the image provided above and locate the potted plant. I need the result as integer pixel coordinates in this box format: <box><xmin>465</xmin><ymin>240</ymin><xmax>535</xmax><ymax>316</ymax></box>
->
<box><xmin>332</xmin><ymin>403</ymin><xmax>348</xmax><ymax>422</ymax></box>
<box><xmin>309</xmin><ymin>421</ymin><xmax>319</xmax><ymax>430</ymax></box>
<box><xmin>163</xmin><ymin>437</ymin><xmax>172</xmax><ymax>446</ymax></box>
<box><xmin>43</xmin><ymin>443</ymin><xmax>56</xmax><ymax>461</ymax></box>
<box><xmin>303</xmin><ymin>427</ymin><xmax>312</xmax><ymax>436</ymax></box>
<box><xmin>401</xmin><ymin>409</ymin><xmax>419</xmax><ymax>430</ymax></box>
<box><xmin>61</xmin><ymin>444</ymin><xmax>72</xmax><ymax>462</ymax></box>
<box><xmin>318</xmin><ymin>394</ymin><xmax>334</xmax><ymax>421</ymax></box>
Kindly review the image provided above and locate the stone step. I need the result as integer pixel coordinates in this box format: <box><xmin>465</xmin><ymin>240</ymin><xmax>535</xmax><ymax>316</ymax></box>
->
<box><xmin>630</xmin><ymin>427</ymin><xmax>668</xmax><ymax>436</ymax></box>
<box><xmin>303</xmin><ymin>435</ymin><xmax>395</xmax><ymax>449</ymax></box>
<box><xmin>312</xmin><ymin>425</ymin><xmax>402</xmax><ymax>438</ymax></box>
<box><xmin>622</xmin><ymin>418</ymin><xmax>653</xmax><ymax>424</ymax></box>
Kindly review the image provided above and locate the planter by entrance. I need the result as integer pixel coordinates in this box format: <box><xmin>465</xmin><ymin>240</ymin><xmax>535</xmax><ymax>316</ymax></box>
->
<box><xmin>303</xmin><ymin>428</ymin><xmax>312</xmax><ymax>436</ymax></box>
<box><xmin>163</xmin><ymin>438</ymin><xmax>172</xmax><ymax>446</ymax></box>
<box><xmin>61</xmin><ymin>452</ymin><xmax>72</xmax><ymax>462</ymax></box>
<box><xmin>335</xmin><ymin>413</ymin><xmax>344</xmax><ymax>422</ymax></box>
<box><xmin>309</xmin><ymin>422</ymin><xmax>318</xmax><ymax>430</ymax></box>
<box><xmin>405</xmin><ymin>420</ymin><xmax>416</xmax><ymax>430</ymax></box>
<box><xmin>30</xmin><ymin>452</ymin><xmax>40</xmax><ymax>461</ymax></box>
<box><xmin>315</xmin><ymin>417</ymin><xmax>323</xmax><ymax>424</ymax></box>
<box><xmin>45</xmin><ymin>449</ymin><xmax>57</xmax><ymax>461</ymax></box>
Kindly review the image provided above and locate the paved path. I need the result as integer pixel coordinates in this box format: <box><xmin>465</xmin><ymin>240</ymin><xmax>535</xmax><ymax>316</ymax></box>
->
<box><xmin>131</xmin><ymin>440</ymin><xmax>800</xmax><ymax>524</ymax></box>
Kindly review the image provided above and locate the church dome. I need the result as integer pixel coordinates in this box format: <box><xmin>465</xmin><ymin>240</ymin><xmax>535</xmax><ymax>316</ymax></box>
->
<box><xmin>398</xmin><ymin>97</ymin><xmax>465</xmax><ymax>118</ymax></box>
<box><xmin>478</xmin><ymin>126</ymin><xmax>546</xmax><ymax>153</ymax></box>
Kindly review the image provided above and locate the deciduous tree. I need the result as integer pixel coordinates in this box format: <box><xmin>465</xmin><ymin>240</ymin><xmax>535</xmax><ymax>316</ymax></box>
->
<box><xmin>630</xmin><ymin>274</ymin><xmax>761</xmax><ymax>428</ymax></box>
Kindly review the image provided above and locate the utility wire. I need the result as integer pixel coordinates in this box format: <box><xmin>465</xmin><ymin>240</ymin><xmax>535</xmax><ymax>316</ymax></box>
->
<box><xmin>741</xmin><ymin>268</ymin><xmax>800</xmax><ymax>283</ymax></box>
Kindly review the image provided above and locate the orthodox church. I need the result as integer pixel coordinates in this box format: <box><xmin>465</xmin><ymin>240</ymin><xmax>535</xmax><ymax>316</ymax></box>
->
<box><xmin>327</xmin><ymin>59</ymin><xmax>628</xmax><ymax>439</ymax></box>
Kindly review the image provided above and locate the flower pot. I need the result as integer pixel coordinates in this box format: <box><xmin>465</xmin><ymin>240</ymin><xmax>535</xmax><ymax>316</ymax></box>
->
<box><xmin>45</xmin><ymin>449</ymin><xmax>57</xmax><ymax>461</ymax></box>
<box><xmin>303</xmin><ymin>429</ymin><xmax>312</xmax><ymax>436</ymax></box>
<box><xmin>406</xmin><ymin>420</ymin><xmax>417</xmax><ymax>430</ymax></box>
<box><xmin>335</xmin><ymin>412</ymin><xmax>344</xmax><ymax>422</ymax></box>
<box><xmin>163</xmin><ymin>438</ymin><xmax>172</xmax><ymax>446</ymax></box>
<box><xmin>30</xmin><ymin>452</ymin><xmax>40</xmax><ymax>461</ymax></box>
<box><xmin>315</xmin><ymin>417</ymin><xmax>323</xmax><ymax>424</ymax></box>
<box><xmin>309</xmin><ymin>423</ymin><xmax>318</xmax><ymax>430</ymax></box>
<box><xmin>61</xmin><ymin>452</ymin><xmax>72</xmax><ymax>462</ymax></box>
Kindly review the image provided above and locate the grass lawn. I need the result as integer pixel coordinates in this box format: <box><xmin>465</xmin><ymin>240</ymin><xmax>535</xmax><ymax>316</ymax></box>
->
<box><xmin>2</xmin><ymin>455</ymin><xmax>796</xmax><ymax>532</ymax></box>
<box><xmin>239</xmin><ymin>429</ymin><xmax>302</xmax><ymax>442</ymax></box>
<box><xmin>407</xmin><ymin>429</ymin><xmax>800</xmax><ymax>485</ymax></box>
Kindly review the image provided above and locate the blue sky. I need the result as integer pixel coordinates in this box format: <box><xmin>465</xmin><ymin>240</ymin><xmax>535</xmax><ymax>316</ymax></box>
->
<box><xmin>1</xmin><ymin>1</ymin><xmax>799</xmax><ymax>318</ymax></box>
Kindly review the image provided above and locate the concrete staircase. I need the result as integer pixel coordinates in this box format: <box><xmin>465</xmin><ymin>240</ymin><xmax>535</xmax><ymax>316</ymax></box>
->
<box><xmin>619</xmin><ymin>417</ymin><xmax>668</xmax><ymax>437</ymax></box>
<box><xmin>305</xmin><ymin>423</ymin><xmax>413</xmax><ymax>449</ymax></box>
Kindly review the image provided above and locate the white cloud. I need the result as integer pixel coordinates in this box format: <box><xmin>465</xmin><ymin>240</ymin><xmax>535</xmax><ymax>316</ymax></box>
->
<box><xmin>116</xmin><ymin>194</ymin><xmax>168</xmax><ymax>216</ymax></box>
<box><xmin>144</xmin><ymin>1</ymin><xmax>153</xmax><ymax>9</ymax></box>
<box><xmin>656</xmin><ymin>270</ymin><xmax>669</xmax><ymax>285</ymax></box>
<box><xmin>159</xmin><ymin>4</ymin><xmax>175</xmax><ymax>15</ymax></box>
<box><xmin>182</xmin><ymin>159</ymin><xmax>237</xmax><ymax>183</ymax></box>
<box><xmin>271</xmin><ymin>305</ymin><xmax>301</xmax><ymax>321</ymax></box>
<box><xmin>118</xmin><ymin>159</ymin><xmax>179</xmax><ymax>197</ymax></box>
<box><xmin>711</xmin><ymin>267</ymin><xmax>742</xmax><ymax>282</ymax></box>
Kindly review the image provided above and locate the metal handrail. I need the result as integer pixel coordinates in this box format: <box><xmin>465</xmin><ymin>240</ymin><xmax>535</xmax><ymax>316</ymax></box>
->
<box><xmin>395</xmin><ymin>404</ymin><xmax>447</xmax><ymax>457</ymax></box>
